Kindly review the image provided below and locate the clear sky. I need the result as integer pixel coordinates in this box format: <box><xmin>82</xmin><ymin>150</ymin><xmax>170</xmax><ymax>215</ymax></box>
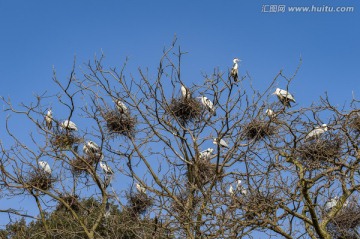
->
<box><xmin>0</xmin><ymin>0</ymin><xmax>359</xmax><ymax>231</ymax></box>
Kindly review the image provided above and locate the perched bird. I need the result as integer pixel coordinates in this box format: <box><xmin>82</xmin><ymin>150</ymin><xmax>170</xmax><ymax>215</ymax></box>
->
<box><xmin>305</xmin><ymin>124</ymin><xmax>328</xmax><ymax>141</ymax></box>
<box><xmin>272</xmin><ymin>88</ymin><xmax>296</xmax><ymax>107</ymax></box>
<box><xmin>230</xmin><ymin>58</ymin><xmax>241</xmax><ymax>82</ymax></box>
<box><xmin>99</xmin><ymin>161</ymin><xmax>114</xmax><ymax>175</ymax></box>
<box><xmin>60</xmin><ymin>120</ymin><xmax>78</xmax><ymax>131</ymax></box>
<box><xmin>136</xmin><ymin>183</ymin><xmax>146</xmax><ymax>194</ymax></box>
<box><xmin>115</xmin><ymin>99</ymin><xmax>128</xmax><ymax>114</ymax></box>
<box><xmin>199</xmin><ymin>148</ymin><xmax>214</xmax><ymax>161</ymax></box>
<box><xmin>198</xmin><ymin>96</ymin><xmax>216</xmax><ymax>116</ymax></box>
<box><xmin>266</xmin><ymin>109</ymin><xmax>275</xmax><ymax>118</ymax></box>
<box><xmin>181</xmin><ymin>84</ymin><xmax>191</xmax><ymax>99</ymax></box>
<box><xmin>236</xmin><ymin>180</ymin><xmax>247</xmax><ymax>195</ymax></box>
<box><xmin>38</xmin><ymin>161</ymin><xmax>51</xmax><ymax>175</ymax></box>
<box><xmin>228</xmin><ymin>185</ymin><xmax>234</xmax><ymax>195</ymax></box>
<box><xmin>45</xmin><ymin>109</ymin><xmax>52</xmax><ymax>130</ymax></box>
<box><xmin>325</xmin><ymin>196</ymin><xmax>339</xmax><ymax>210</ymax></box>
<box><xmin>104</xmin><ymin>199</ymin><xmax>111</xmax><ymax>218</ymax></box>
<box><xmin>213</xmin><ymin>138</ymin><xmax>230</xmax><ymax>149</ymax></box>
<box><xmin>83</xmin><ymin>141</ymin><xmax>101</xmax><ymax>155</ymax></box>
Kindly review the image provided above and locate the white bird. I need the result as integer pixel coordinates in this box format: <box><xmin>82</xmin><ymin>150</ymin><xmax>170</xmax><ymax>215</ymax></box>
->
<box><xmin>60</xmin><ymin>120</ymin><xmax>78</xmax><ymax>131</ymax></box>
<box><xmin>325</xmin><ymin>196</ymin><xmax>339</xmax><ymax>210</ymax></box>
<box><xmin>45</xmin><ymin>109</ymin><xmax>52</xmax><ymax>130</ymax></box>
<box><xmin>272</xmin><ymin>88</ymin><xmax>296</xmax><ymax>107</ymax></box>
<box><xmin>231</xmin><ymin>58</ymin><xmax>241</xmax><ymax>82</ymax></box>
<box><xmin>104</xmin><ymin>199</ymin><xmax>111</xmax><ymax>218</ymax></box>
<box><xmin>236</xmin><ymin>180</ymin><xmax>247</xmax><ymax>195</ymax></box>
<box><xmin>198</xmin><ymin>96</ymin><xmax>216</xmax><ymax>116</ymax></box>
<box><xmin>38</xmin><ymin>161</ymin><xmax>51</xmax><ymax>175</ymax></box>
<box><xmin>305</xmin><ymin>124</ymin><xmax>328</xmax><ymax>141</ymax></box>
<box><xmin>213</xmin><ymin>138</ymin><xmax>229</xmax><ymax>149</ymax></box>
<box><xmin>181</xmin><ymin>84</ymin><xmax>191</xmax><ymax>99</ymax></box>
<box><xmin>266</xmin><ymin>109</ymin><xmax>275</xmax><ymax>118</ymax></box>
<box><xmin>136</xmin><ymin>183</ymin><xmax>146</xmax><ymax>194</ymax></box>
<box><xmin>199</xmin><ymin>148</ymin><xmax>214</xmax><ymax>161</ymax></box>
<box><xmin>99</xmin><ymin>161</ymin><xmax>114</xmax><ymax>175</ymax></box>
<box><xmin>83</xmin><ymin>141</ymin><xmax>101</xmax><ymax>155</ymax></box>
<box><xmin>228</xmin><ymin>185</ymin><xmax>234</xmax><ymax>195</ymax></box>
<box><xmin>115</xmin><ymin>99</ymin><xmax>128</xmax><ymax>114</ymax></box>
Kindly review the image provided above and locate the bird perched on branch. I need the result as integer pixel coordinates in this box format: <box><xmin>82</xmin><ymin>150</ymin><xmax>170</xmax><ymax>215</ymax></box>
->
<box><xmin>38</xmin><ymin>161</ymin><xmax>51</xmax><ymax>175</ymax></box>
<box><xmin>181</xmin><ymin>84</ymin><xmax>191</xmax><ymax>99</ymax></box>
<box><xmin>231</xmin><ymin>58</ymin><xmax>241</xmax><ymax>82</ymax></box>
<box><xmin>136</xmin><ymin>183</ymin><xmax>146</xmax><ymax>194</ymax></box>
<box><xmin>45</xmin><ymin>109</ymin><xmax>52</xmax><ymax>130</ymax></box>
<box><xmin>198</xmin><ymin>96</ymin><xmax>216</xmax><ymax>116</ymax></box>
<box><xmin>60</xmin><ymin>120</ymin><xmax>78</xmax><ymax>131</ymax></box>
<box><xmin>305</xmin><ymin>124</ymin><xmax>328</xmax><ymax>141</ymax></box>
<box><xmin>199</xmin><ymin>148</ymin><xmax>214</xmax><ymax>161</ymax></box>
<box><xmin>83</xmin><ymin>141</ymin><xmax>101</xmax><ymax>155</ymax></box>
<box><xmin>213</xmin><ymin>138</ymin><xmax>229</xmax><ymax>149</ymax></box>
<box><xmin>115</xmin><ymin>99</ymin><xmax>128</xmax><ymax>114</ymax></box>
<box><xmin>272</xmin><ymin>88</ymin><xmax>296</xmax><ymax>107</ymax></box>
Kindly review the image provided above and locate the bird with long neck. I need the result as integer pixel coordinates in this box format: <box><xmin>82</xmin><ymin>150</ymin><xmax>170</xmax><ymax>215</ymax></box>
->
<box><xmin>231</xmin><ymin>58</ymin><xmax>240</xmax><ymax>82</ymax></box>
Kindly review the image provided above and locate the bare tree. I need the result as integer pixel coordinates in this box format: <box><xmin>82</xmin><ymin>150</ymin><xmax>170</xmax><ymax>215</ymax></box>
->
<box><xmin>1</xmin><ymin>39</ymin><xmax>360</xmax><ymax>239</ymax></box>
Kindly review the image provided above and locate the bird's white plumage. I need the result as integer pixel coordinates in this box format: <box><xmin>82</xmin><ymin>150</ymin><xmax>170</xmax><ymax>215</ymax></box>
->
<box><xmin>228</xmin><ymin>185</ymin><xmax>234</xmax><ymax>195</ymax></box>
<box><xmin>115</xmin><ymin>99</ymin><xmax>128</xmax><ymax>114</ymax></box>
<box><xmin>266</xmin><ymin>109</ymin><xmax>275</xmax><ymax>118</ymax></box>
<box><xmin>181</xmin><ymin>84</ymin><xmax>190</xmax><ymax>99</ymax></box>
<box><xmin>305</xmin><ymin>124</ymin><xmax>328</xmax><ymax>141</ymax></box>
<box><xmin>38</xmin><ymin>161</ymin><xmax>51</xmax><ymax>175</ymax></box>
<box><xmin>198</xmin><ymin>96</ymin><xmax>216</xmax><ymax>116</ymax></box>
<box><xmin>83</xmin><ymin>141</ymin><xmax>101</xmax><ymax>154</ymax></box>
<box><xmin>273</xmin><ymin>88</ymin><xmax>296</xmax><ymax>107</ymax></box>
<box><xmin>60</xmin><ymin>120</ymin><xmax>78</xmax><ymax>131</ymax></box>
<box><xmin>231</xmin><ymin>58</ymin><xmax>240</xmax><ymax>82</ymax></box>
<box><xmin>325</xmin><ymin>196</ymin><xmax>338</xmax><ymax>210</ymax></box>
<box><xmin>236</xmin><ymin>180</ymin><xmax>247</xmax><ymax>195</ymax></box>
<box><xmin>213</xmin><ymin>138</ymin><xmax>229</xmax><ymax>149</ymax></box>
<box><xmin>199</xmin><ymin>148</ymin><xmax>214</xmax><ymax>161</ymax></box>
<box><xmin>100</xmin><ymin>161</ymin><xmax>114</xmax><ymax>175</ymax></box>
<box><xmin>136</xmin><ymin>183</ymin><xmax>146</xmax><ymax>194</ymax></box>
<box><xmin>45</xmin><ymin>109</ymin><xmax>52</xmax><ymax>130</ymax></box>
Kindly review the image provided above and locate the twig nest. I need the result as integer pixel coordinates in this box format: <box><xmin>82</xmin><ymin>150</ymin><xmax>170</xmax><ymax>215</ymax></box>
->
<box><xmin>103</xmin><ymin>110</ymin><xmax>136</xmax><ymax>138</ymax></box>
<box><xmin>243</xmin><ymin>120</ymin><xmax>276</xmax><ymax>141</ymax></box>
<box><xmin>27</xmin><ymin>171</ymin><xmax>54</xmax><ymax>191</ymax></box>
<box><xmin>243</xmin><ymin>191</ymin><xmax>278</xmax><ymax>220</ymax></box>
<box><xmin>69</xmin><ymin>156</ymin><xmax>96</xmax><ymax>175</ymax></box>
<box><xmin>298</xmin><ymin>137</ymin><xmax>342</xmax><ymax>169</ymax></box>
<box><xmin>127</xmin><ymin>192</ymin><xmax>153</xmax><ymax>216</ymax></box>
<box><xmin>168</xmin><ymin>97</ymin><xmax>203</xmax><ymax>125</ymax></box>
<box><xmin>50</xmin><ymin>130</ymin><xmax>82</xmax><ymax>150</ymax></box>
<box><xmin>327</xmin><ymin>205</ymin><xmax>360</xmax><ymax>239</ymax></box>
<box><xmin>56</xmin><ymin>194</ymin><xmax>80</xmax><ymax>212</ymax></box>
<box><xmin>188</xmin><ymin>160</ymin><xmax>223</xmax><ymax>187</ymax></box>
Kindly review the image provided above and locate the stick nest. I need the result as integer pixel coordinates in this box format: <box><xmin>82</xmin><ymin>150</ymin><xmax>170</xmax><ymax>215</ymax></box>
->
<box><xmin>69</xmin><ymin>155</ymin><xmax>99</xmax><ymax>175</ymax></box>
<box><xmin>27</xmin><ymin>171</ymin><xmax>54</xmax><ymax>191</ymax></box>
<box><xmin>188</xmin><ymin>160</ymin><xmax>224</xmax><ymax>187</ymax></box>
<box><xmin>298</xmin><ymin>137</ymin><xmax>342</xmax><ymax>169</ymax></box>
<box><xmin>243</xmin><ymin>120</ymin><xmax>276</xmax><ymax>141</ymax></box>
<box><xmin>103</xmin><ymin>110</ymin><xmax>136</xmax><ymax>137</ymax></box>
<box><xmin>328</xmin><ymin>205</ymin><xmax>360</xmax><ymax>239</ymax></box>
<box><xmin>127</xmin><ymin>193</ymin><xmax>153</xmax><ymax>216</ymax></box>
<box><xmin>50</xmin><ymin>131</ymin><xmax>82</xmax><ymax>150</ymax></box>
<box><xmin>168</xmin><ymin>97</ymin><xmax>203</xmax><ymax>125</ymax></box>
<box><xmin>56</xmin><ymin>194</ymin><xmax>80</xmax><ymax>212</ymax></box>
<box><xmin>243</xmin><ymin>191</ymin><xmax>278</xmax><ymax>220</ymax></box>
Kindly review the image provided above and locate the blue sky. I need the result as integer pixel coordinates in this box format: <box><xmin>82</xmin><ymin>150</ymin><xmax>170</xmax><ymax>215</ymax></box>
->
<box><xmin>0</xmin><ymin>0</ymin><xmax>359</xmax><ymax>230</ymax></box>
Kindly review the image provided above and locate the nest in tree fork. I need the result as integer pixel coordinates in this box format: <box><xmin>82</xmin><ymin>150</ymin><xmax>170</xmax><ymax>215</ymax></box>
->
<box><xmin>169</xmin><ymin>97</ymin><xmax>203</xmax><ymax>125</ymax></box>
<box><xmin>243</xmin><ymin>120</ymin><xmax>276</xmax><ymax>141</ymax></box>
<box><xmin>188</xmin><ymin>160</ymin><xmax>224</xmax><ymax>187</ymax></box>
<box><xmin>298</xmin><ymin>137</ymin><xmax>342</xmax><ymax>169</ymax></box>
<box><xmin>103</xmin><ymin>110</ymin><xmax>136</xmax><ymax>137</ymax></box>
<box><xmin>56</xmin><ymin>194</ymin><xmax>80</xmax><ymax>212</ymax></box>
<box><xmin>243</xmin><ymin>191</ymin><xmax>278</xmax><ymax>220</ymax></box>
<box><xmin>27</xmin><ymin>171</ymin><xmax>54</xmax><ymax>191</ymax></box>
<box><xmin>50</xmin><ymin>131</ymin><xmax>82</xmax><ymax>150</ymax></box>
<box><xmin>127</xmin><ymin>192</ymin><xmax>153</xmax><ymax>216</ymax></box>
<box><xmin>69</xmin><ymin>155</ymin><xmax>99</xmax><ymax>175</ymax></box>
<box><xmin>327</xmin><ymin>205</ymin><xmax>360</xmax><ymax>239</ymax></box>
